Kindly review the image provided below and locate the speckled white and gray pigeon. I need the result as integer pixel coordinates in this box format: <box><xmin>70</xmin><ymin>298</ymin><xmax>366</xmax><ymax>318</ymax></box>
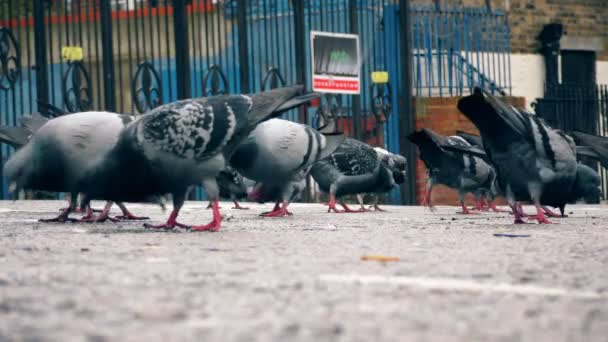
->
<box><xmin>310</xmin><ymin>138</ymin><xmax>406</xmax><ymax>213</ymax></box>
<box><xmin>3</xmin><ymin>111</ymin><xmax>149</xmax><ymax>222</ymax></box>
<box><xmin>457</xmin><ymin>87</ymin><xmax>581</xmax><ymax>223</ymax></box>
<box><xmin>408</xmin><ymin>128</ymin><xmax>497</xmax><ymax>214</ymax></box>
<box><xmin>207</xmin><ymin>165</ymin><xmax>250</xmax><ymax>210</ymax></box>
<box><xmin>77</xmin><ymin>86</ymin><xmax>314</xmax><ymax>230</ymax></box>
<box><xmin>229</xmin><ymin>118</ymin><xmax>345</xmax><ymax>217</ymax></box>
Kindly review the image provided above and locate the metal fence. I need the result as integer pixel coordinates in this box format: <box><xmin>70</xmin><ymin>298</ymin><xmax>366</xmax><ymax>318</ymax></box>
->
<box><xmin>0</xmin><ymin>0</ymin><xmax>511</xmax><ymax>200</ymax></box>
<box><xmin>534</xmin><ymin>83</ymin><xmax>608</xmax><ymax>199</ymax></box>
<box><xmin>410</xmin><ymin>4</ymin><xmax>511</xmax><ymax>97</ymax></box>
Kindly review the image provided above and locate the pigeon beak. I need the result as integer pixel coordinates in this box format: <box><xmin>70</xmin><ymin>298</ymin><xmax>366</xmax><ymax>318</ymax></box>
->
<box><xmin>8</xmin><ymin>182</ymin><xmax>17</xmax><ymax>193</ymax></box>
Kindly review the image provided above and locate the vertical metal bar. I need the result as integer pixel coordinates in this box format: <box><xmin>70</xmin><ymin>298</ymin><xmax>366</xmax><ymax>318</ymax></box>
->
<box><xmin>33</xmin><ymin>0</ymin><xmax>49</xmax><ymax>111</ymax></box>
<box><xmin>189</xmin><ymin>0</ymin><xmax>198</xmax><ymax>96</ymax></box>
<box><xmin>237</xmin><ymin>0</ymin><xmax>250</xmax><ymax>93</ymax></box>
<box><xmin>173</xmin><ymin>0</ymin><xmax>191</xmax><ymax>99</ymax></box>
<box><xmin>116</xmin><ymin>0</ymin><xmax>124</xmax><ymax>112</ymax></box>
<box><xmin>349</xmin><ymin>0</ymin><xmax>361</xmax><ymax>140</ymax></box>
<box><xmin>399</xmin><ymin>0</ymin><xmax>415</xmax><ymax>205</ymax></box>
<box><xmin>100</xmin><ymin>0</ymin><xmax>116</xmax><ymax>111</ymax></box>
<box><xmin>26</xmin><ymin>5</ymin><xmax>34</xmax><ymax>113</ymax></box>
<box><xmin>293</xmin><ymin>0</ymin><xmax>307</xmax><ymax>124</ymax></box>
<box><xmin>293</xmin><ymin>0</ymin><xmax>306</xmax><ymax>85</ymax></box>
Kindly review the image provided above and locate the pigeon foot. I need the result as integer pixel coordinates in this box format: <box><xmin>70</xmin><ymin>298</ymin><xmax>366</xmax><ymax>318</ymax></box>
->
<box><xmin>40</xmin><ymin>209</ymin><xmax>78</xmax><ymax>223</ymax></box>
<box><xmin>369</xmin><ymin>204</ymin><xmax>387</xmax><ymax>212</ymax></box>
<box><xmin>192</xmin><ymin>200</ymin><xmax>222</xmax><ymax>231</ymax></box>
<box><xmin>231</xmin><ymin>201</ymin><xmax>249</xmax><ymax>210</ymax></box>
<box><xmin>339</xmin><ymin>202</ymin><xmax>364</xmax><ymax>213</ymax></box>
<box><xmin>260</xmin><ymin>208</ymin><xmax>292</xmax><ymax>217</ymax></box>
<box><xmin>114</xmin><ymin>203</ymin><xmax>149</xmax><ymax>220</ymax></box>
<box><xmin>144</xmin><ymin>209</ymin><xmax>189</xmax><ymax>230</ymax></box>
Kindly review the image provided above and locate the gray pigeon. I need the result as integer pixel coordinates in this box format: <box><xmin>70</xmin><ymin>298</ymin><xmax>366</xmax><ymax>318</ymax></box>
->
<box><xmin>3</xmin><ymin>111</ymin><xmax>150</xmax><ymax>222</ymax></box>
<box><xmin>310</xmin><ymin>138</ymin><xmax>406</xmax><ymax>213</ymax></box>
<box><xmin>408</xmin><ymin>128</ymin><xmax>497</xmax><ymax>214</ymax></box>
<box><xmin>457</xmin><ymin>87</ymin><xmax>581</xmax><ymax>223</ymax></box>
<box><xmin>230</xmin><ymin>118</ymin><xmax>345</xmax><ymax>217</ymax></box>
<box><xmin>76</xmin><ymin>86</ymin><xmax>315</xmax><ymax>230</ymax></box>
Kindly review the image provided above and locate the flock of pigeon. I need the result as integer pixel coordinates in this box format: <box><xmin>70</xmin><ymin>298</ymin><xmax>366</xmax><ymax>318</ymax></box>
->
<box><xmin>1</xmin><ymin>85</ymin><xmax>607</xmax><ymax>229</ymax></box>
<box><xmin>0</xmin><ymin>85</ymin><xmax>406</xmax><ymax>231</ymax></box>
<box><xmin>409</xmin><ymin>87</ymin><xmax>607</xmax><ymax>224</ymax></box>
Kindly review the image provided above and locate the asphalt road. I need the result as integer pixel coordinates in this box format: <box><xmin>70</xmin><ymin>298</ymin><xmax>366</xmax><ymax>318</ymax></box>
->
<box><xmin>1</xmin><ymin>200</ymin><xmax>607</xmax><ymax>342</ymax></box>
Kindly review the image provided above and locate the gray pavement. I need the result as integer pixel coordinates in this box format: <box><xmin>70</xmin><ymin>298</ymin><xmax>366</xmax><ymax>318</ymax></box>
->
<box><xmin>0</xmin><ymin>200</ymin><xmax>607</xmax><ymax>342</ymax></box>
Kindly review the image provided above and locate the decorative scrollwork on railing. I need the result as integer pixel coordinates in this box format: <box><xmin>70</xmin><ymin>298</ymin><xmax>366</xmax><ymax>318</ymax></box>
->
<box><xmin>0</xmin><ymin>27</ymin><xmax>21</xmax><ymax>91</ymax></box>
<box><xmin>131</xmin><ymin>60</ymin><xmax>162</xmax><ymax>114</ymax></box>
<box><xmin>371</xmin><ymin>83</ymin><xmax>391</xmax><ymax>121</ymax></box>
<box><xmin>62</xmin><ymin>61</ymin><xmax>91</xmax><ymax>112</ymax></box>
<box><xmin>371</xmin><ymin>82</ymin><xmax>392</xmax><ymax>144</ymax></box>
<box><xmin>202</xmin><ymin>64</ymin><xmax>229</xmax><ymax>96</ymax></box>
<box><xmin>261</xmin><ymin>66</ymin><xmax>286</xmax><ymax>91</ymax></box>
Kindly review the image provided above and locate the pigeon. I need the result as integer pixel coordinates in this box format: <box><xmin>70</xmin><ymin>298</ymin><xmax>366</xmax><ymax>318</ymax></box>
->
<box><xmin>408</xmin><ymin>128</ymin><xmax>497</xmax><ymax>214</ymax></box>
<box><xmin>451</xmin><ymin>131</ymin><xmax>511</xmax><ymax>212</ymax></box>
<box><xmin>457</xmin><ymin>87</ymin><xmax>581</xmax><ymax>223</ymax></box>
<box><xmin>446</xmin><ymin>131</ymin><xmax>602</xmax><ymax>217</ymax></box>
<box><xmin>310</xmin><ymin>138</ymin><xmax>406</xmax><ymax>213</ymax></box>
<box><xmin>3</xmin><ymin>111</ymin><xmax>150</xmax><ymax>222</ymax></box>
<box><xmin>572</xmin><ymin>131</ymin><xmax>608</xmax><ymax>169</ymax></box>
<box><xmin>76</xmin><ymin>86</ymin><xmax>316</xmax><ymax>230</ymax></box>
<box><xmin>229</xmin><ymin>118</ymin><xmax>345</xmax><ymax>217</ymax></box>
<box><xmin>353</xmin><ymin>146</ymin><xmax>407</xmax><ymax>212</ymax></box>
<box><xmin>206</xmin><ymin>166</ymin><xmax>250</xmax><ymax>210</ymax></box>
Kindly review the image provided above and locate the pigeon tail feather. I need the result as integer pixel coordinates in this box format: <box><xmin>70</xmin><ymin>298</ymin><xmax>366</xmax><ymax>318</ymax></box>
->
<box><xmin>19</xmin><ymin>112</ymin><xmax>49</xmax><ymax>133</ymax></box>
<box><xmin>3</xmin><ymin>142</ymin><xmax>34</xmax><ymax>193</ymax></box>
<box><xmin>457</xmin><ymin>87</ymin><xmax>529</xmax><ymax>143</ymax></box>
<box><xmin>572</xmin><ymin>131</ymin><xmax>608</xmax><ymax>169</ymax></box>
<box><xmin>318</xmin><ymin>133</ymin><xmax>346</xmax><ymax>161</ymax></box>
<box><xmin>0</xmin><ymin>126</ymin><xmax>30</xmax><ymax>148</ymax></box>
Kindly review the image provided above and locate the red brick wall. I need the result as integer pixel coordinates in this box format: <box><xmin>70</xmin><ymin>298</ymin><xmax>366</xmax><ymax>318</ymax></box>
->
<box><xmin>412</xmin><ymin>96</ymin><xmax>526</xmax><ymax>206</ymax></box>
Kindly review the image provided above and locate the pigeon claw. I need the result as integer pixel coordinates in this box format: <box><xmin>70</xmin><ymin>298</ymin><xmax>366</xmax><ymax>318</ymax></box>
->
<box><xmin>144</xmin><ymin>222</ymin><xmax>189</xmax><ymax>230</ymax></box>
<box><xmin>339</xmin><ymin>203</ymin><xmax>364</xmax><ymax>213</ymax></box>
<box><xmin>527</xmin><ymin>215</ymin><xmax>553</xmax><ymax>224</ymax></box>
<box><xmin>231</xmin><ymin>201</ymin><xmax>249</xmax><ymax>210</ymax></box>
<box><xmin>115</xmin><ymin>214</ymin><xmax>149</xmax><ymax>221</ymax></box>
<box><xmin>191</xmin><ymin>221</ymin><xmax>221</xmax><ymax>232</ymax></box>
<box><xmin>370</xmin><ymin>205</ymin><xmax>387</xmax><ymax>212</ymax></box>
<box><xmin>39</xmin><ymin>209</ymin><xmax>78</xmax><ymax>223</ymax></box>
<box><xmin>260</xmin><ymin>208</ymin><xmax>292</xmax><ymax>217</ymax></box>
<box><xmin>39</xmin><ymin>216</ymin><xmax>79</xmax><ymax>223</ymax></box>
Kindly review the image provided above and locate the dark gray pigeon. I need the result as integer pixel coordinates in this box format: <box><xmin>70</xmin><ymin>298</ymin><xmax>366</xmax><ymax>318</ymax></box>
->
<box><xmin>457</xmin><ymin>87</ymin><xmax>580</xmax><ymax>223</ymax></box>
<box><xmin>230</xmin><ymin>118</ymin><xmax>345</xmax><ymax>217</ymax></box>
<box><xmin>408</xmin><ymin>128</ymin><xmax>497</xmax><ymax>214</ymax></box>
<box><xmin>572</xmin><ymin>131</ymin><xmax>608</xmax><ymax>169</ymax></box>
<box><xmin>310</xmin><ymin>138</ymin><xmax>406</xmax><ymax>213</ymax></box>
<box><xmin>446</xmin><ymin>131</ymin><xmax>602</xmax><ymax>217</ymax></box>
<box><xmin>3</xmin><ymin>111</ymin><xmax>149</xmax><ymax>222</ymax></box>
<box><xmin>77</xmin><ymin>86</ymin><xmax>315</xmax><ymax>230</ymax></box>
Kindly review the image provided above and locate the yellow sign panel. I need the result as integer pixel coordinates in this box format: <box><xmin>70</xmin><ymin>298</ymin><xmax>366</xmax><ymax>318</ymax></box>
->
<box><xmin>61</xmin><ymin>46</ymin><xmax>84</xmax><ymax>62</ymax></box>
<box><xmin>371</xmin><ymin>71</ymin><xmax>389</xmax><ymax>84</ymax></box>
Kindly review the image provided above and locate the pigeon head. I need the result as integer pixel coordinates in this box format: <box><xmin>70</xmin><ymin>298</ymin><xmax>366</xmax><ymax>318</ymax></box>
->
<box><xmin>572</xmin><ymin>163</ymin><xmax>602</xmax><ymax>203</ymax></box>
<box><xmin>374</xmin><ymin>147</ymin><xmax>407</xmax><ymax>184</ymax></box>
